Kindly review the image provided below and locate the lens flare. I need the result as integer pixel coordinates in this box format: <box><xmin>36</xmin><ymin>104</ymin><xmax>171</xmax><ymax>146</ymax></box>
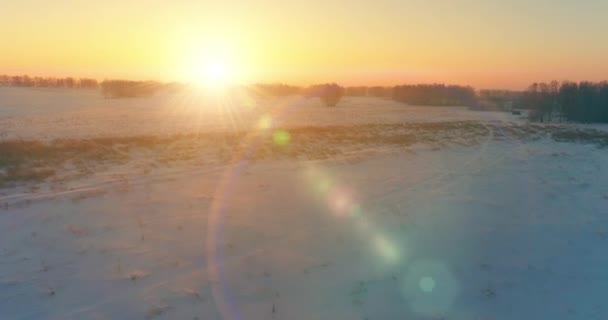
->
<box><xmin>273</xmin><ymin>129</ymin><xmax>290</xmax><ymax>146</ymax></box>
<box><xmin>304</xmin><ymin>165</ymin><xmax>404</xmax><ymax>268</ymax></box>
<box><xmin>258</xmin><ymin>115</ymin><xmax>273</xmax><ymax>130</ymax></box>
<box><xmin>315</xmin><ymin>178</ymin><xmax>332</xmax><ymax>194</ymax></box>
<box><xmin>419</xmin><ymin>276</ymin><xmax>436</xmax><ymax>293</ymax></box>
<box><xmin>402</xmin><ymin>260</ymin><xmax>459</xmax><ymax>316</ymax></box>
<box><xmin>329</xmin><ymin>188</ymin><xmax>354</xmax><ymax>216</ymax></box>
<box><xmin>373</xmin><ymin>235</ymin><xmax>400</xmax><ymax>263</ymax></box>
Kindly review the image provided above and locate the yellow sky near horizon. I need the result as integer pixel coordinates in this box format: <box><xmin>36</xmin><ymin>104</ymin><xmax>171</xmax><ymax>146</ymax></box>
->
<box><xmin>2</xmin><ymin>0</ymin><xmax>608</xmax><ymax>89</ymax></box>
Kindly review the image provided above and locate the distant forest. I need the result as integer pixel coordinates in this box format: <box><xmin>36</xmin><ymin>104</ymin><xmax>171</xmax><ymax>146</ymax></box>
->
<box><xmin>520</xmin><ymin>81</ymin><xmax>608</xmax><ymax>123</ymax></box>
<box><xmin>3</xmin><ymin>74</ymin><xmax>608</xmax><ymax>123</ymax></box>
<box><xmin>0</xmin><ymin>75</ymin><xmax>178</xmax><ymax>98</ymax></box>
<box><xmin>250</xmin><ymin>83</ymin><xmax>478</xmax><ymax>107</ymax></box>
<box><xmin>238</xmin><ymin>82</ymin><xmax>608</xmax><ymax>123</ymax></box>
<box><xmin>0</xmin><ymin>74</ymin><xmax>100</xmax><ymax>89</ymax></box>
<box><xmin>0</xmin><ymin>74</ymin><xmax>498</xmax><ymax>107</ymax></box>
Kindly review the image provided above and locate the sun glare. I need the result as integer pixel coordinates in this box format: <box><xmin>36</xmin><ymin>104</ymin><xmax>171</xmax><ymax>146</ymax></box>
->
<box><xmin>174</xmin><ymin>36</ymin><xmax>245</xmax><ymax>88</ymax></box>
<box><xmin>188</xmin><ymin>59</ymin><xmax>233</xmax><ymax>88</ymax></box>
<box><xmin>201</xmin><ymin>61</ymin><xmax>230</xmax><ymax>87</ymax></box>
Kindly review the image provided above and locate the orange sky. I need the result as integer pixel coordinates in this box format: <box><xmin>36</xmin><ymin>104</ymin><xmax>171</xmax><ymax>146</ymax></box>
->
<box><xmin>2</xmin><ymin>1</ymin><xmax>608</xmax><ymax>89</ymax></box>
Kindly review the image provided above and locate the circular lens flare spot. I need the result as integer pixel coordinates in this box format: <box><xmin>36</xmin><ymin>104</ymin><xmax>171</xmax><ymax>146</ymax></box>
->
<box><xmin>315</xmin><ymin>178</ymin><xmax>332</xmax><ymax>194</ymax></box>
<box><xmin>374</xmin><ymin>235</ymin><xmax>399</xmax><ymax>263</ymax></box>
<box><xmin>419</xmin><ymin>277</ymin><xmax>436</xmax><ymax>293</ymax></box>
<box><xmin>273</xmin><ymin>130</ymin><xmax>291</xmax><ymax>146</ymax></box>
<box><xmin>330</xmin><ymin>190</ymin><xmax>351</xmax><ymax>215</ymax></box>
<box><xmin>402</xmin><ymin>260</ymin><xmax>459</xmax><ymax>316</ymax></box>
<box><xmin>258</xmin><ymin>115</ymin><xmax>273</xmax><ymax>130</ymax></box>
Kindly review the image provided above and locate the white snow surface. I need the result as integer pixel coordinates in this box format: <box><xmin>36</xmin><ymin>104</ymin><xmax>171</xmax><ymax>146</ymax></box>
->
<box><xmin>1</xmin><ymin>88</ymin><xmax>608</xmax><ymax>320</ymax></box>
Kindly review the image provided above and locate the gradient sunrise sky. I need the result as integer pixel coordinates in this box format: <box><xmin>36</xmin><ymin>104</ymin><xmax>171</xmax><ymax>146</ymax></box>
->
<box><xmin>2</xmin><ymin>0</ymin><xmax>608</xmax><ymax>89</ymax></box>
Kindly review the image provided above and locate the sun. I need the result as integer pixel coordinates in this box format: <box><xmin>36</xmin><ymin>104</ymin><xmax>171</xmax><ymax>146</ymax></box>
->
<box><xmin>175</xmin><ymin>37</ymin><xmax>244</xmax><ymax>88</ymax></box>
<box><xmin>190</xmin><ymin>58</ymin><xmax>234</xmax><ymax>88</ymax></box>
<box><xmin>203</xmin><ymin>62</ymin><xmax>229</xmax><ymax>85</ymax></box>
<box><xmin>207</xmin><ymin>63</ymin><xmax>226</xmax><ymax>81</ymax></box>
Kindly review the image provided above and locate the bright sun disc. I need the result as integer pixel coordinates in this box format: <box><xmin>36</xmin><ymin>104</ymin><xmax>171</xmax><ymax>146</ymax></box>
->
<box><xmin>192</xmin><ymin>59</ymin><xmax>232</xmax><ymax>87</ymax></box>
<box><xmin>207</xmin><ymin>63</ymin><xmax>226</xmax><ymax>82</ymax></box>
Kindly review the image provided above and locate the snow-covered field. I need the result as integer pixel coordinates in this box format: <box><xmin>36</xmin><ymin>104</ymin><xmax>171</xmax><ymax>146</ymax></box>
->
<box><xmin>1</xmin><ymin>87</ymin><xmax>608</xmax><ymax>319</ymax></box>
<box><xmin>0</xmin><ymin>87</ymin><xmax>520</xmax><ymax>140</ymax></box>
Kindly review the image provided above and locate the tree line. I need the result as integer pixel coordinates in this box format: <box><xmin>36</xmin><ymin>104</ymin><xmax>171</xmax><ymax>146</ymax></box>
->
<box><xmin>249</xmin><ymin>83</ymin><xmax>477</xmax><ymax>106</ymax></box>
<box><xmin>0</xmin><ymin>74</ymin><xmax>182</xmax><ymax>98</ymax></box>
<box><xmin>521</xmin><ymin>81</ymin><xmax>608</xmax><ymax>123</ymax></box>
<box><xmin>0</xmin><ymin>75</ymin><xmax>99</xmax><ymax>89</ymax></box>
<box><xmin>100</xmin><ymin>80</ymin><xmax>177</xmax><ymax>98</ymax></box>
<box><xmin>1</xmin><ymin>74</ymin><xmax>476</xmax><ymax>107</ymax></box>
<box><xmin>392</xmin><ymin>84</ymin><xmax>476</xmax><ymax>106</ymax></box>
<box><xmin>249</xmin><ymin>83</ymin><xmax>345</xmax><ymax>106</ymax></box>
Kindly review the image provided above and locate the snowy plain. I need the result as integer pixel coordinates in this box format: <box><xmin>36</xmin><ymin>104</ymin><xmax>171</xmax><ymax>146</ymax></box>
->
<box><xmin>1</xmin><ymin>87</ymin><xmax>608</xmax><ymax>320</ymax></box>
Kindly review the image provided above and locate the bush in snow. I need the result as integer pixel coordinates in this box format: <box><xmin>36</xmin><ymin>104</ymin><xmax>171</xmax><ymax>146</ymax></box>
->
<box><xmin>305</xmin><ymin>83</ymin><xmax>345</xmax><ymax>107</ymax></box>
